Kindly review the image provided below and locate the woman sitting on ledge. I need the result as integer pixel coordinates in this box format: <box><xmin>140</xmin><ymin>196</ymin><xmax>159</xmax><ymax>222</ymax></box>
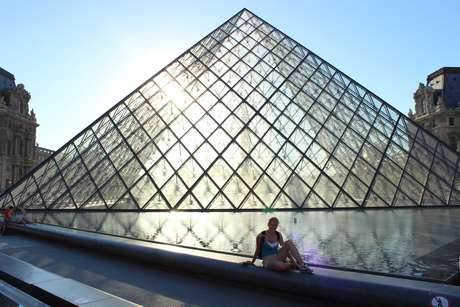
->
<box><xmin>243</xmin><ymin>216</ymin><xmax>313</xmax><ymax>273</ymax></box>
<box><xmin>10</xmin><ymin>206</ymin><xmax>38</xmax><ymax>224</ymax></box>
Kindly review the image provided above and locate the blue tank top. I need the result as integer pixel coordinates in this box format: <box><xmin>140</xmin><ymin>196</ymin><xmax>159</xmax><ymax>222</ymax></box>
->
<box><xmin>261</xmin><ymin>239</ymin><xmax>279</xmax><ymax>258</ymax></box>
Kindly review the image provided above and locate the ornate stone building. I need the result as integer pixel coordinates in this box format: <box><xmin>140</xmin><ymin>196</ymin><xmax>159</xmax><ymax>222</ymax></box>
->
<box><xmin>410</xmin><ymin>67</ymin><xmax>460</xmax><ymax>150</ymax></box>
<box><xmin>0</xmin><ymin>67</ymin><xmax>53</xmax><ymax>193</ymax></box>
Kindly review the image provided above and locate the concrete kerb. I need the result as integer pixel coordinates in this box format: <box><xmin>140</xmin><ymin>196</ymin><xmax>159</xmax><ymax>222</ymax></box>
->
<box><xmin>4</xmin><ymin>223</ymin><xmax>460</xmax><ymax>307</ymax></box>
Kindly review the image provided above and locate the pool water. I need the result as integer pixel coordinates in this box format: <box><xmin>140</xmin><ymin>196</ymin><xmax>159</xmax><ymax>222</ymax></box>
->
<box><xmin>33</xmin><ymin>208</ymin><xmax>460</xmax><ymax>281</ymax></box>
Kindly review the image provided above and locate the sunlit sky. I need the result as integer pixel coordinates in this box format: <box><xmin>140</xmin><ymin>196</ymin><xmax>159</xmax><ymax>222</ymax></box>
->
<box><xmin>1</xmin><ymin>0</ymin><xmax>459</xmax><ymax>151</ymax></box>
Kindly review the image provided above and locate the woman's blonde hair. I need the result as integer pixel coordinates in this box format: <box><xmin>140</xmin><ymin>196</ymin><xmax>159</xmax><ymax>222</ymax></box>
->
<box><xmin>267</xmin><ymin>216</ymin><xmax>279</xmax><ymax>225</ymax></box>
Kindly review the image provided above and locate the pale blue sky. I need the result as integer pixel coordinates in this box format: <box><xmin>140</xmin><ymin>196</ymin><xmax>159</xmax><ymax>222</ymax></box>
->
<box><xmin>1</xmin><ymin>0</ymin><xmax>459</xmax><ymax>150</ymax></box>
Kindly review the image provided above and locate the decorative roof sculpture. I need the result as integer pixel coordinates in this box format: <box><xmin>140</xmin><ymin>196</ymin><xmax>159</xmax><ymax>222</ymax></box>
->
<box><xmin>1</xmin><ymin>9</ymin><xmax>459</xmax><ymax>211</ymax></box>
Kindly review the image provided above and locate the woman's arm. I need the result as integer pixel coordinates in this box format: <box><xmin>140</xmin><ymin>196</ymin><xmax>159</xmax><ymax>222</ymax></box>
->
<box><xmin>243</xmin><ymin>233</ymin><xmax>262</xmax><ymax>264</ymax></box>
<box><xmin>17</xmin><ymin>206</ymin><xmax>26</xmax><ymax>215</ymax></box>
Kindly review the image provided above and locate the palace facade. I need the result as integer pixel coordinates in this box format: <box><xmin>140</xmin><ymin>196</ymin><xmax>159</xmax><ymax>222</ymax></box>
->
<box><xmin>410</xmin><ymin>67</ymin><xmax>460</xmax><ymax>150</ymax></box>
<box><xmin>0</xmin><ymin>67</ymin><xmax>53</xmax><ymax>193</ymax></box>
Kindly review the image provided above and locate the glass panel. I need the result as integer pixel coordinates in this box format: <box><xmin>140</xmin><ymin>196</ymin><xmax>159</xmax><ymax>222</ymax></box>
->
<box><xmin>405</xmin><ymin>157</ymin><xmax>429</xmax><ymax>185</ymax></box>
<box><xmin>295</xmin><ymin>158</ymin><xmax>320</xmax><ymax>188</ymax></box>
<box><xmin>69</xmin><ymin>175</ymin><xmax>98</xmax><ymax>208</ymax></box>
<box><xmin>386</xmin><ymin>141</ymin><xmax>409</xmax><ymax>170</ymax></box>
<box><xmin>132</xmin><ymin>176</ymin><xmax>160</xmax><ymax>209</ymax></box>
<box><xmin>304</xmin><ymin>191</ymin><xmax>329</xmax><ymax>208</ymax></box>
<box><xmin>52</xmin><ymin>193</ymin><xmax>76</xmax><ymax>209</ymax></box>
<box><xmin>223</xmin><ymin>174</ymin><xmax>250</xmax><ymax>207</ymax></box>
<box><xmin>343</xmin><ymin>173</ymin><xmax>367</xmax><ymax>206</ymax></box>
<box><xmin>284</xmin><ymin>174</ymin><xmax>310</xmax><ymax>207</ymax></box>
<box><xmin>90</xmin><ymin>159</ymin><xmax>116</xmax><ymax>188</ymax></box>
<box><xmin>398</xmin><ymin>174</ymin><xmax>423</xmax><ymax>205</ymax></box>
<box><xmin>351</xmin><ymin>156</ymin><xmax>375</xmax><ymax>187</ymax></box>
<box><xmin>333</xmin><ymin>141</ymin><xmax>356</xmax><ymax>170</ymax></box>
<box><xmin>10</xmin><ymin>177</ymin><xmax>37</xmax><ymax>207</ymax></box>
<box><xmin>118</xmin><ymin>158</ymin><xmax>144</xmax><ymax>189</ymax></box>
<box><xmin>411</xmin><ymin>141</ymin><xmax>433</xmax><ymax>167</ymax></box>
<box><xmin>316</xmin><ymin>127</ymin><xmax>338</xmax><ymax>154</ymax></box>
<box><xmin>191</xmin><ymin>175</ymin><xmax>219</xmax><ymax>209</ymax></box>
<box><xmin>267</xmin><ymin>157</ymin><xmax>291</xmax><ymax>187</ymax></box>
<box><xmin>378</xmin><ymin>157</ymin><xmax>403</xmax><ymax>185</ymax></box>
<box><xmin>334</xmin><ymin>191</ymin><xmax>358</xmax><ymax>208</ymax></box>
<box><xmin>425</xmin><ymin>173</ymin><xmax>450</xmax><ymax>202</ymax></box>
<box><xmin>100</xmin><ymin>175</ymin><xmax>128</xmax><ymax>209</ymax></box>
<box><xmin>41</xmin><ymin>175</ymin><xmax>68</xmax><ymax>208</ymax></box>
<box><xmin>148</xmin><ymin>158</ymin><xmax>175</xmax><ymax>188</ymax></box>
<box><xmin>208</xmin><ymin>158</ymin><xmax>232</xmax><ymax>188</ymax></box>
<box><xmin>366</xmin><ymin>128</ymin><xmax>388</xmax><ymax>154</ymax></box>
<box><xmin>237</xmin><ymin>158</ymin><xmax>262</xmax><ymax>188</ymax></box>
<box><xmin>324</xmin><ymin>157</ymin><xmax>348</xmax><ymax>186</ymax></box>
<box><xmin>273</xmin><ymin>192</ymin><xmax>300</xmax><ymax>209</ymax></box>
<box><xmin>314</xmin><ymin>174</ymin><xmax>339</xmax><ymax>206</ymax></box>
<box><xmin>370</xmin><ymin>174</ymin><xmax>396</xmax><ymax>206</ymax></box>
<box><xmin>98</xmin><ymin>126</ymin><xmax>122</xmax><ymax>155</ymax></box>
<box><xmin>53</xmin><ymin>143</ymin><xmax>79</xmax><ymax>170</ymax></box>
<box><xmin>61</xmin><ymin>156</ymin><xmax>87</xmax><ymax>188</ymax></box>
<box><xmin>253</xmin><ymin>174</ymin><xmax>280</xmax><ymax>207</ymax></box>
<box><xmin>109</xmin><ymin>142</ymin><xmax>134</xmax><ymax>171</ymax></box>
<box><xmin>251</xmin><ymin>142</ymin><xmax>274</xmax><ymax>170</ymax></box>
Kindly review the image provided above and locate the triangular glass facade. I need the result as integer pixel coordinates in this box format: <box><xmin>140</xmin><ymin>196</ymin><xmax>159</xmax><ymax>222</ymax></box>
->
<box><xmin>2</xmin><ymin>9</ymin><xmax>460</xmax><ymax>211</ymax></box>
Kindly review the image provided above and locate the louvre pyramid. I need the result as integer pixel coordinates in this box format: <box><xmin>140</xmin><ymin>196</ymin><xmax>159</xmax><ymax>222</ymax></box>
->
<box><xmin>2</xmin><ymin>9</ymin><xmax>460</xmax><ymax>211</ymax></box>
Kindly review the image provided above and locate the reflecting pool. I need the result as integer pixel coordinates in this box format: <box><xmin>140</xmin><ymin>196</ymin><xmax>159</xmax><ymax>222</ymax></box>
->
<box><xmin>32</xmin><ymin>208</ymin><xmax>460</xmax><ymax>281</ymax></box>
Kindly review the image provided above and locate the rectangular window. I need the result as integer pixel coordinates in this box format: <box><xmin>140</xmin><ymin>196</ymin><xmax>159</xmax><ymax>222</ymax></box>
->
<box><xmin>449</xmin><ymin>117</ymin><xmax>454</xmax><ymax>126</ymax></box>
<box><xmin>449</xmin><ymin>136</ymin><xmax>456</xmax><ymax>149</ymax></box>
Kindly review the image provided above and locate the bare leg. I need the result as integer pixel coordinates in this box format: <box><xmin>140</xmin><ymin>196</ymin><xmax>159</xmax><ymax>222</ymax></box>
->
<box><xmin>267</xmin><ymin>259</ymin><xmax>292</xmax><ymax>271</ymax></box>
<box><xmin>277</xmin><ymin>240</ymin><xmax>304</xmax><ymax>266</ymax></box>
<box><xmin>22</xmin><ymin>216</ymin><xmax>37</xmax><ymax>224</ymax></box>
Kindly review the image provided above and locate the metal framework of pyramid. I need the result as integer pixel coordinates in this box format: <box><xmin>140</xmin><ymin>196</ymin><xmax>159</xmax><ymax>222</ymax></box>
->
<box><xmin>2</xmin><ymin>9</ymin><xmax>460</xmax><ymax>211</ymax></box>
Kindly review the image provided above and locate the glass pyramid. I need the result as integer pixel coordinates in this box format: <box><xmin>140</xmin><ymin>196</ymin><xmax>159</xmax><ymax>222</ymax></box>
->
<box><xmin>2</xmin><ymin>9</ymin><xmax>460</xmax><ymax>211</ymax></box>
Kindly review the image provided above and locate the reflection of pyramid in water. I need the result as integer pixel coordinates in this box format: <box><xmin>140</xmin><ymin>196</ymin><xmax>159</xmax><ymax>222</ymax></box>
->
<box><xmin>2</xmin><ymin>9</ymin><xmax>460</xmax><ymax>211</ymax></box>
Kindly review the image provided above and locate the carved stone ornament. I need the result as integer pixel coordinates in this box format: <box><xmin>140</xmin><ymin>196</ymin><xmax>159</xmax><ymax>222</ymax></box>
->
<box><xmin>408</xmin><ymin>109</ymin><xmax>414</xmax><ymax>119</ymax></box>
<box><xmin>413</xmin><ymin>83</ymin><xmax>435</xmax><ymax>99</ymax></box>
<box><xmin>8</xmin><ymin>84</ymin><xmax>31</xmax><ymax>114</ymax></box>
<box><xmin>413</xmin><ymin>83</ymin><xmax>425</xmax><ymax>99</ymax></box>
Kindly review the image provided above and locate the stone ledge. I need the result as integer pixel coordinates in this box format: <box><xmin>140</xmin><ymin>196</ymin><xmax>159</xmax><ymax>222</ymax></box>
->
<box><xmin>5</xmin><ymin>222</ymin><xmax>460</xmax><ymax>307</ymax></box>
<box><xmin>0</xmin><ymin>279</ymin><xmax>49</xmax><ymax>307</ymax></box>
<box><xmin>0</xmin><ymin>251</ymin><xmax>141</xmax><ymax>306</ymax></box>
